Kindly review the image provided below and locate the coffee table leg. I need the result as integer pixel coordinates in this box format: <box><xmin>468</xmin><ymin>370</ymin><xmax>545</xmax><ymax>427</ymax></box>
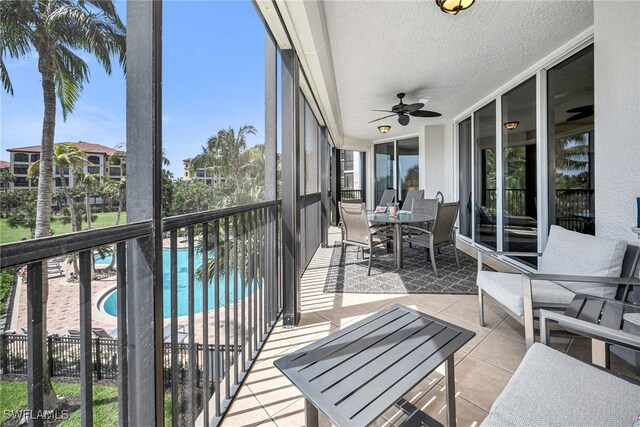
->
<box><xmin>445</xmin><ymin>355</ymin><xmax>456</xmax><ymax>427</ymax></box>
<box><xmin>305</xmin><ymin>398</ymin><xmax>319</xmax><ymax>427</ymax></box>
<box><xmin>395</xmin><ymin>223</ymin><xmax>402</xmax><ymax>269</ymax></box>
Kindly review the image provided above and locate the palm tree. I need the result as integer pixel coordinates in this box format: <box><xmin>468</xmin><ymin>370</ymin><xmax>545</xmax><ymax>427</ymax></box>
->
<box><xmin>1</xmin><ymin>0</ymin><xmax>125</xmax><ymax>409</ymax></box>
<box><xmin>191</xmin><ymin>125</ymin><xmax>257</xmax><ymax>185</ymax></box>
<box><xmin>80</xmin><ymin>172</ymin><xmax>101</xmax><ymax>230</ymax></box>
<box><xmin>29</xmin><ymin>143</ymin><xmax>88</xmax><ymax>233</ymax></box>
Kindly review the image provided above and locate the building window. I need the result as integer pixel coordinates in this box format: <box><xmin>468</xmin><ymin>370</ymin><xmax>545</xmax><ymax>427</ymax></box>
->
<box><xmin>30</xmin><ymin>154</ymin><xmax>40</xmax><ymax>162</ymax></box>
<box><xmin>341</xmin><ymin>150</ymin><xmax>354</xmax><ymax>171</ymax></box>
<box><xmin>88</xmin><ymin>155</ymin><xmax>101</xmax><ymax>165</ymax></box>
<box><xmin>55</xmin><ymin>177</ymin><xmax>70</xmax><ymax>187</ymax></box>
<box><xmin>13</xmin><ymin>153</ymin><xmax>29</xmax><ymax>162</ymax></box>
<box><xmin>14</xmin><ymin>177</ymin><xmax>29</xmax><ymax>187</ymax></box>
<box><xmin>343</xmin><ymin>172</ymin><xmax>354</xmax><ymax>189</ymax></box>
<box><xmin>13</xmin><ymin>165</ymin><xmax>29</xmax><ymax>175</ymax></box>
<box><xmin>54</xmin><ymin>166</ymin><xmax>70</xmax><ymax>175</ymax></box>
<box><xmin>109</xmin><ymin>167</ymin><xmax>121</xmax><ymax>177</ymax></box>
<box><xmin>87</xmin><ymin>166</ymin><xmax>101</xmax><ymax>174</ymax></box>
<box><xmin>196</xmin><ymin>169</ymin><xmax>205</xmax><ymax>178</ymax></box>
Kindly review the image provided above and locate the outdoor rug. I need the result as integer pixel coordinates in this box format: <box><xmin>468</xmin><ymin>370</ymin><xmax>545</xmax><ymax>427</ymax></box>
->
<box><xmin>323</xmin><ymin>243</ymin><xmax>482</xmax><ymax>295</ymax></box>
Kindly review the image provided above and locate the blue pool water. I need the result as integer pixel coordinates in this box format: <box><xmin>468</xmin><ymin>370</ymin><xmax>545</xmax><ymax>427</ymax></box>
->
<box><xmin>100</xmin><ymin>248</ymin><xmax>244</xmax><ymax>318</ymax></box>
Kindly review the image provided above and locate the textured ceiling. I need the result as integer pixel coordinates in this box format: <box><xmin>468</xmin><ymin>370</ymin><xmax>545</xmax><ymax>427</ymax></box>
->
<box><xmin>322</xmin><ymin>0</ymin><xmax>593</xmax><ymax>142</ymax></box>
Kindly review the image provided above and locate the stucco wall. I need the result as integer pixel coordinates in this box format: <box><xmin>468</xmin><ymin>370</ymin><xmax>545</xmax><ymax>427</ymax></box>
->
<box><xmin>594</xmin><ymin>1</ymin><xmax>640</xmax><ymax>242</ymax></box>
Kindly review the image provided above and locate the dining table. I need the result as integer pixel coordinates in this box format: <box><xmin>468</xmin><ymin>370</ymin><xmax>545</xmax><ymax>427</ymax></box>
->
<box><xmin>368</xmin><ymin>211</ymin><xmax>434</xmax><ymax>269</ymax></box>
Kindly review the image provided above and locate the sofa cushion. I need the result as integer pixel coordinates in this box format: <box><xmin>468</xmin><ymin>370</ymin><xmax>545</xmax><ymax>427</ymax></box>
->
<box><xmin>539</xmin><ymin>225</ymin><xmax>627</xmax><ymax>298</ymax></box>
<box><xmin>477</xmin><ymin>271</ymin><xmax>575</xmax><ymax>317</ymax></box>
<box><xmin>481</xmin><ymin>343</ymin><xmax>640</xmax><ymax>427</ymax></box>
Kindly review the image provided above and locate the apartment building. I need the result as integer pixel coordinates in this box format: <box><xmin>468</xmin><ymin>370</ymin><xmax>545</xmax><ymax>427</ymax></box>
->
<box><xmin>6</xmin><ymin>141</ymin><xmax>125</xmax><ymax>190</ymax></box>
<box><xmin>182</xmin><ymin>157</ymin><xmax>225</xmax><ymax>186</ymax></box>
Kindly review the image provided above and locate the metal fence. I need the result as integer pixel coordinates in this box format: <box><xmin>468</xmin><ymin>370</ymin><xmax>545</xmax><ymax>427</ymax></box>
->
<box><xmin>340</xmin><ymin>189</ymin><xmax>364</xmax><ymax>201</ymax></box>
<box><xmin>1</xmin><ymin>333</ymin><xmax>235</xmax><ymax>387</ymax></box>
<box><xmin>0</xmin><ymin>199</ymin><xmax>282</xmax><ymax>426</ymax></box>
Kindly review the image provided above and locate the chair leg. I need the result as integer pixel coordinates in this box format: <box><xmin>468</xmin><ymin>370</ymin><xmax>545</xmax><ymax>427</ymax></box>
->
<box><xmin>478</xmin><ymin>289</ymin><xmax>485</xmax><ymax>327</ymax></box>
<box><xmin>453</xmin><ymin>242</ymin><xmax>461</xmax><ymax>269</ymax></box>
<box><xmin>367</xmin><ymin>245</ymin><xmax>373</xmax><ymax>276</ymax></box>
<box><xmin>430</xmin><ymin>240</ymin><xmax>438</xmax><ymax>277</ymax></box>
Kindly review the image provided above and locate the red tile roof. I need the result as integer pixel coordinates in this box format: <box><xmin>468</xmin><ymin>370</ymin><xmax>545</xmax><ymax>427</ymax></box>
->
<box><xmin>0</xmin><ymin>160</ymin><xmax>9</xmax><ymax>169</ymax></box>
<box><xmin>7</xmin><ymin>141</ymin><xmax>119</xmax><ymax>155</ymax></box>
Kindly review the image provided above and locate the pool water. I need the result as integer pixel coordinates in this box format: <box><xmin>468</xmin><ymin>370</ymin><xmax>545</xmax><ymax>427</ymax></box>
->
<box><xmin>100</xmin><ymin>248</ymin><xmax>246</xmax><ymax>318</ymax></box>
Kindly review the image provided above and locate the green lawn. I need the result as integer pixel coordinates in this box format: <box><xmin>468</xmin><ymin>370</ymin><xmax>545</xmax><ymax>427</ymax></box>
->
<box><xmin>0</xmin><ymin>381</ymin><xmax>172</xmax><ymax>426</ymax></box>
<box><xmin>0</xmin><ymin>212</ymin><xmax>127</xmax><ymax>245</ymax></box>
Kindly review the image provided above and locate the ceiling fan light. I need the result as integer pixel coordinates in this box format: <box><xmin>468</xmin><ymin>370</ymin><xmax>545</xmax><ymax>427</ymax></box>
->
<box><xmin>435</xmin><ymin>0</ymin><xmax>475</xmax><ymax>15</ymax></box>
<box><xmin>398</xmin><ymin>115</ymin><xmax>410</xmax><ymax>126</ymax></box>
<box><xmin>504</xmin><ymin>121</ymin><xmax>519</xmax><ymax>130</ymax></box>
<box><xmin>378</xmin><ymin>125</ymin><xmax>391</xmax><ymax>133</ymax></box>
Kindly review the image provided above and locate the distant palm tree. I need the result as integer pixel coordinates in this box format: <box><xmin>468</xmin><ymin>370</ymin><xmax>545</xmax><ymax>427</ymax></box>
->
<box><xmin>1</xmin><ymin>0</ymin><xmax>125</xmax><ymax>409</ymax></box>
<box><xmin>192</xmin><ymin>125</ymin><xmax>257</xmax><ymax>184</ymax></box>
<box><xmin>80</xmin><ymin>172</ymin><xmax>101</xmax><ymax>230</ymax></box>
<box><xmin>29</xmin><ymin>143</ymin><xmax>88</xmax><ymax>233</ymax></box>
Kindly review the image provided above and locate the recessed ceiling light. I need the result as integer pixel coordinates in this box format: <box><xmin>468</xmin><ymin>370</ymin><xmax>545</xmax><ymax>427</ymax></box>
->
<box><xmin>504</xmin><ymin>121</ymin><xmax>519</xmax><ymax>130</ymax></box>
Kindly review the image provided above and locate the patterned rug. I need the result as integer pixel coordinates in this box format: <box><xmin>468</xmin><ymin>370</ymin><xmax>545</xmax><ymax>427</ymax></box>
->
<box><xmin>323</xmin><ymin>242</ymin><xmax>481</xmax><ymax>295</ymax></box>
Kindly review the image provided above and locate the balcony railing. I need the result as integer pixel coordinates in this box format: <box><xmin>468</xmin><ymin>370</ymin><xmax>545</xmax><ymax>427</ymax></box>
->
<box><xmin>339</xmin><ymin>189</ymin><xmax>364</xmax><ymax>201</ymax></box>
<box><xmin>0</xmin><ymin>199</ymin><xmax>282</xmax><ymax>426</ymax></box>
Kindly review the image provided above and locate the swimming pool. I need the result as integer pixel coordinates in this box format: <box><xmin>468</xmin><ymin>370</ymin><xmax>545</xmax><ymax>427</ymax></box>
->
<box><xmin>100</xmin><ymin>248</ymin><xmax>244</xmax><ymax>318</ymax></box>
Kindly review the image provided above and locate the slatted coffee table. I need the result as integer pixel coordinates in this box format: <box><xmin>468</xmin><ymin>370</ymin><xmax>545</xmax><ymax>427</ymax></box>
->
<box><xmin>274</xmin><ymin>304</ymin><xmax>475</xmax><ymax>427</ymax></box>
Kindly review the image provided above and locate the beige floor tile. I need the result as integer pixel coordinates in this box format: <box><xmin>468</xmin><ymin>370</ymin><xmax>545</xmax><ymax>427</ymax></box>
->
<box><xmin>314</xmin><ymin>302</ymin><xmax>378</xmax><ymax>327</ymax></box>
<box><xmin>414</xmin><ymin>382</ymin><xmax>488</xmax><ymax>427</ymax></box>
<box><xmin>441</xmin><ymin>297</ymin><xmax>507</xmax><ymax>330</ymax></box>
<box><xmin>221</xmin><ymin>389</ymin><xmax>272</xmax><ymax>427</ymax></box>
<box><xmin>471</xmin><ymin>332</ymin><xmax>526</xmax><ymax>372</ymax></box>
<box><xmin>274</xmin><ymin>312</ymin><xmax>336</xmax><ymax>347</ymax></box>
<box><xmin>452</xmin><ymin>355</ymin><xmax>513</xmax><ymax>412</ymax></box>
<box><xmin>269</xmin><ymin>398</ymin><xmax>336</xmax><ymax>427</ymax></box>
<box><xmin>244</xmin><ymin>362</ymin><xmax>303</xmax><ymax>417</ymax></box>
<box><xmin>492</xmin><ymin>316</ymin><xmax>525</xmax><ymax>342</ymax></box>
<box><xmin>341</xmin><ymin>292</ymin><xmax>398</xmax><ymax>310</ymax></box>
<box><xmin>433</xmin><ymin>313</ymin><xmax>491</xmax><ymax>353</ymax></box>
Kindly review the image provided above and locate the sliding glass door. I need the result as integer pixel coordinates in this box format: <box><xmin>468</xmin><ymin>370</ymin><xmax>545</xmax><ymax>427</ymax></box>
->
<box><xmin>397</xmin><ymin>137</ymin><xmax>420</xmax><ymax>202</ymax></box>
<box><xmin>474</xmin><ymin>102</ymin><xmax>497</xmax><ymax>249</ymax></box>
<box><xmin>374</xmin><ymin>142</ymin><xmax>394</xmax><ymax>205</ymax></box>
<box><xmin>502</xmin><ymin>77</ymin><xmax>538</xmax><ymax>254</ymax></box>
<box><xmin>548</xmin><ymin>45</ymin><xmax>595</xmax><ymax>235</ymax></box>
<box><xmin>456</xmin><ymin>45</ymin><xmax>594</xmax><ymax>257</ymax></box>
<box><xmin>458</xmin><ymin>118</ymin><xmax>472</xmax><ymax>238</ymax></box>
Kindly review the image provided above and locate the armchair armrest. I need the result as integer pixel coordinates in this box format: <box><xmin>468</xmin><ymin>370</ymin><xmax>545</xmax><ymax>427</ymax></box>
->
<box><xmin>539</xmin><ymin>309</ymin><xmax>640</xmax><ymax>352</ymax></box>
<box><xmin>402</xmin><ymin>225</ymin><xmax>431</xmax><ymax>234</ymax></box>
<box><xmin>524</xmin><ymin>273</ymin><xmax>640</xmax><ymax>286</ymax></box>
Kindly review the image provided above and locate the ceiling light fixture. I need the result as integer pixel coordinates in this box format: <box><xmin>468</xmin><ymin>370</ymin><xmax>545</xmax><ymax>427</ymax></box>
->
<box><xmin>435</xmin><ymin>0</ymin><xmax>475</xmax><ymax>15</ymax></box>
<box><xmin>504</xmin><ymin>121</ymin><xmax>519</xmax><ymax>130</ymax></box>
<box><xmin>378</xmin><ymin>125</ymin><xmax>391</xmax><ymax>133</ymax></box>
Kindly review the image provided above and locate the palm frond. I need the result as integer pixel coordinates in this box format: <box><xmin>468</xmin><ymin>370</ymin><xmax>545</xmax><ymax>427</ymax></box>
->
<box><xmin>54</xmin><ymin>66</ymin><xmax>83</xmax><ymax>119</ymax></box>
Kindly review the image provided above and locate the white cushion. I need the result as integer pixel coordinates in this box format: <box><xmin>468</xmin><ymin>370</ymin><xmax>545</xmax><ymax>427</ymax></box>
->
<box><xmin>481</xmin><ymin>343</ymin><xmax>640</xmax><ymax>427</ymax></box>
<box><xmin>624</xmin><ymin>313</ymin><xmax>640</xmax><ymax>328</ymax></box>
<box><xmin>539</xmin><ymin>226</ymin><xmax>627</xmax><ymax>298</ymax></box>
<box><xmin>477</xmin><ymin>271</ymin><xmax>575</xmax><ymax>317</ymax></box>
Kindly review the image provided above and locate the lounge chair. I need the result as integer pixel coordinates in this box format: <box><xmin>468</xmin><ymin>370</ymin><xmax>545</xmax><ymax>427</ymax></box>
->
<box><xmin>404</xmin><ymin>202</ymin><xmax>460</xmax><ymax>277</ymax></box>
<box><xmin>68</xmin><ymin>329</ymin><xmax>80</xmax><ymax>337</ymax></box>
<box><xmin>477</xmin><ymin>225</ymin><xmax>640</xmax><ymax>348</ymax></box>
<box><xmin>340</xmin><ymin>202</ymin><xmax>393</xmax><ymax>276</ymax></box>
<box><xmin>163</xmin><ymin>323</ymin><xmax>185</xmax><ymax>340</ymax></box>
<box><xmin>165</xmin><ymin>332</ymin><xmax>188</xmax><ymax>343</ymax></box>
<box><xmin>92</xmin><ymin>327</ymin><xmax>115</xmax><ymax>339</ymax></box>
<box><xmin>47</xmin><ymin>269</ymin><xmax>64</xmax><ymax>278</ymax></box>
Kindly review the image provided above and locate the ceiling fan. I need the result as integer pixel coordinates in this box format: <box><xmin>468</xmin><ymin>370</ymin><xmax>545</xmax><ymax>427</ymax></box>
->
<box><xmin>369</xmin><ymin>93</ymin><xmax>442</xmax><ymax>126</ymax></box>
<box><xmin>566</xmin><ymin>105</ymin><xmax>594</xmax><ymax>122</ymax></box>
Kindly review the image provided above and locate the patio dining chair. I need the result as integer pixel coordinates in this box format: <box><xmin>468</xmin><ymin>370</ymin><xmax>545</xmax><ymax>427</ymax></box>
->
<box><xmin>378</xmin><ymin>189</ymin><xmax>396</xmax><ymax>207</ymax></box>
<box><xmin>477</xmin><ymin>225</ymin><xmax>640</xmax><ymax>348</ymax></box>
<box><xmin>340</xmin><ymin>202</ymin><xmax>393</xmax><ymax>275</ymax></box>
<box><xmin>401</xmin><ymin>189</ymin><xmax>424</xmax><ymax>211</ymax></box>
<box><xmin>404</xmin><ymin>202</ymin><xmax>460</xmax><ymax>277</ymax></box>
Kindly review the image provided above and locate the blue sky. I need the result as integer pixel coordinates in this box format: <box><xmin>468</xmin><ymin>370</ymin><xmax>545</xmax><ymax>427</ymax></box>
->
<box><xmin>0</xmin><ymin>0</ymin><xmax>266</xmax><ymax>177</ymax></box>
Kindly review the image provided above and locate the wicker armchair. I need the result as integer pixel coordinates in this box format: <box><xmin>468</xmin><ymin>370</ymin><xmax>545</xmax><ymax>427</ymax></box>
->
<box><xmin>340</xmin><ymin>202</ymin><xmax>393</xmax><ymax>276</ymax></box>
<box><xmin>404</xmin><ymin>202</ymin><xmax>460</xmax><ymax>277</ymax></box>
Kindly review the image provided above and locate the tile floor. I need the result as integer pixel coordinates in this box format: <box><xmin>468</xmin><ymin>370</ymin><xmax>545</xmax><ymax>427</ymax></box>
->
<box><xmin>221</xmin><ymin>229</ymin><xmax>636</xmax><ymax>427</ymax></box>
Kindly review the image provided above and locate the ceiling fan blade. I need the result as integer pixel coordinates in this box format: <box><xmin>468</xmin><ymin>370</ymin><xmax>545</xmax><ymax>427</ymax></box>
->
<box><xmin>406</xmin><ymin>103</ymin><xmax>425</xmax><ymax>113</ymax></box>
<box><xmin>368</xmin><ymin>114</ymin><xmax>397</xmax><ymax>124</ymax></box>
<box><xmin>566</xmin><ymin>105</ymin><xmax>594</xmax><ymax>114</ymax></box>
<box><xmin>371</xmin><ymin>109</ymin><xmax>394</xmax><ymax>113</ymax></box>
<box><xmin>566</xmin><ymin>112</ymin><xmax>592</xmax><ymax>122</ymax></box>
<box><xmin>410</xmin><ymin>110</ymin><xmax>442</xmax><ymax>118</ymax></box>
